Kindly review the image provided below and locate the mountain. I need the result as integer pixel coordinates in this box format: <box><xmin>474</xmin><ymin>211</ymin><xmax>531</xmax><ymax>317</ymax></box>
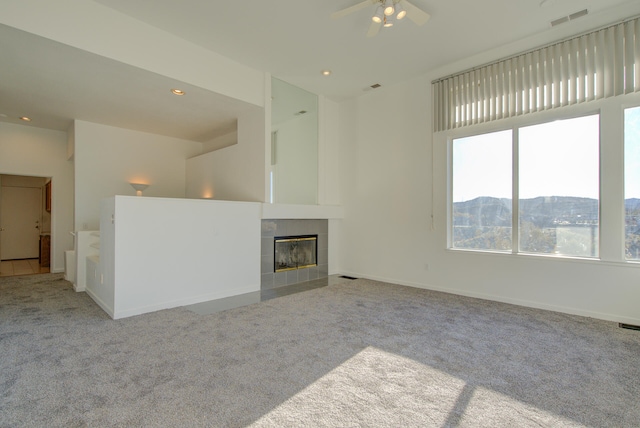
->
<box><xmin>453</xmin><ymin>196</ymin><xmax>640</xmax><ymax>257</ymax></box>
<box><xmin>625</xmin><ymin>198</ymin><xmax>640</xmax><ymax>213</ymax></box>
<box><xmin>453</xmin><ymin>196</ymin><xmax>599</xmax><ymax>228</ymax></box>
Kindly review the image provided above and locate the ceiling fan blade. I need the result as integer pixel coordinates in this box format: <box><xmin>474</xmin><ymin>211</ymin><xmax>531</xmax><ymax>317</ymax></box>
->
<box><xmin>402</xmin><ymin>0</ymin><xmax>431</xmax><ymax>26</ymax></box>
<box><xmin>366</xmin><ymin>21</ymin><xmax>381</xmax><ymax>37</ymax></box>
<box><xmin>331</xmin><ymin>0</ymin><xmax>376</xmax><ymax>20</ymax></box>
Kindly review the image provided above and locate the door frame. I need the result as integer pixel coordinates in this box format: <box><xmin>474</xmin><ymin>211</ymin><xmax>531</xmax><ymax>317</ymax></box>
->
<box><xmin>0</xmin><ymin>174</ymin><xmax>53</xmax><ymax>269</ymax></box>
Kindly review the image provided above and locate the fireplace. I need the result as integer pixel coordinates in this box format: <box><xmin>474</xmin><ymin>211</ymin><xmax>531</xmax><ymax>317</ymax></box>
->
<box><xmin>261</xmin><ymin>219</ymin><xmax>327</xmax><ymax>290</ymax></box>
<box><xmin>274</xmin><ymin>235</ymin><xmax>317</xmax><ymax>272</ymax></box>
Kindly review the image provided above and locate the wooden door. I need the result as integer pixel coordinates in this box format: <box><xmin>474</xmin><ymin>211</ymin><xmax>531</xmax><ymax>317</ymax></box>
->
<box><xmin>0</xmin><ymin>187</ymin><xmax>41</xmax><ymax>260</ymax></box>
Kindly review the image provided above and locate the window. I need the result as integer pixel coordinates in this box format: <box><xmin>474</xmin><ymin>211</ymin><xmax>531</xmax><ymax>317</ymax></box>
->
<box><xmin>518</xmin><ymin>116</ymin><xmax>599</xmax><ymax>257</ymax></box>
<box><xmin>452</xmin><ymin>130</ymin><xmax>512</xmax><ymax>251</ymax></box>
<box><xmin>625</xmin><ymin>106</ymin><xmax>640</xmax><ymax>260</ymax></box>
<box><xmin>451</xmin><ymin>114</ymin><xmax>600</xmax><ymax>258</ymax></box>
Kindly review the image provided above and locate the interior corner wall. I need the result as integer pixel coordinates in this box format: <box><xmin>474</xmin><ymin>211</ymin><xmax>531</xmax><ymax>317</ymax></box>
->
<box><xmin>0</xmin><ymin>122</ymin><xmax>74</xmax><ymax>273</ymax></box>
<box><xmin>202</xmin><ymin>130</ymin><xmax>238</xmax><ymax>154</ymax></box>
<box><xmin>73</xmin><ymin>120</ymin><xmax>202</xmax><ymax>230</ymax></box>
<box><xmin>186</xmin><ymin>107</ymin><xmax>266</xmax><ymax>202</ymax></box>
<box><xmin>338</xmin><ymin>76</ymin><xmax>432</xmax><ymax>285</ymax></box>
<box><xmin>67</xmin><ymin>121</ymin><xmax>75</xmax><ymax>160</ymax></box>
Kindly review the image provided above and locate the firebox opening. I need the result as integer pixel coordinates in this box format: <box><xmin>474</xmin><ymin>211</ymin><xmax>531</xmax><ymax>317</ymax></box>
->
<box><xmin>274</xmin><ymin>235</ymin><xmax>318</xmax><ymax>272</ymax></box>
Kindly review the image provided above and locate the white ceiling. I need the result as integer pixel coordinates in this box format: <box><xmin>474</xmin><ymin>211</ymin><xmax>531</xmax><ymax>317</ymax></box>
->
<box><xmin>93</xmin><ymin>0</ymin><xmax>639</xmax><ymax>98</ymax></box>
<box><xmin>0</xmin><ymin>23</ymin><xmax>248</xmax><ymax>142</ymax></box>
<box><xmin>1</xmin><ymin>0</ymin><xmax>639</xmax><ymax>141</ymax></box>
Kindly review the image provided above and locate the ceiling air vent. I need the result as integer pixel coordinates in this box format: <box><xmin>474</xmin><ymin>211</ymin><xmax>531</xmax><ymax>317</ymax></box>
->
<box><xmin>364</xmin><ymin>83</ymin><xmax>382</xmax><ymax>92</ymax></box>
<box><xmin>551</xmin><ymin>9</ymin><xmax>588</xmax><ymax>27</ymax></box>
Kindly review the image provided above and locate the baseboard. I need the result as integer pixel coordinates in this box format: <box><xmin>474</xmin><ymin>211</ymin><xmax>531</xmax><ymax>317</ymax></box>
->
<box><xmin>112</xmin><ymin>285</ymin><xmax>261</xmax><ymax>320</ymax></box>
<box><xmin>85</xmin><ymin>287</ymin><xmax>115</xmax><ymax>318</ymax></box>
<box><xmin>338</xmin><ymin>270</ymin><xmax>640</xmax><ymax>326</ymax></box>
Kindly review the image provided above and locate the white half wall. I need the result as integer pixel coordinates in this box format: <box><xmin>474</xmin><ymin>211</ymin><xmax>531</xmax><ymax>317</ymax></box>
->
<box><xmin>73</xmin><ymin>120</ymin><xmax>202</xmax><ymax>230</ymax></box>
<box><xmin>98</xmin><ymin>196</ymin><xmax>261</xmax><ymax>319</ymax></box>
<box><xmin>186</xmin><ymin>107</ymin><xmax>265</xmax><ymax>202</ymax></box>
<box><xmin>0</xmin><ymin>122</ymin><xmax>74</xmax><ymax>273</ymax></box>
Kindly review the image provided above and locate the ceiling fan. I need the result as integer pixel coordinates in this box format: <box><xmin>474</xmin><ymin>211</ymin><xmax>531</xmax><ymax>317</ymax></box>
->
<box><xmin>331</xmin><ymin>0</ymin><xmax>431</xmax><ymax>37</ymax></box>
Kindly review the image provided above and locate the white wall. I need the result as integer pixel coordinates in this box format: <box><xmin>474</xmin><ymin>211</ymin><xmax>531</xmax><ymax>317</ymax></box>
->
<box><xmin>186</xmin><ymin>107</ymin><xmax>265</xmax><ymax>202</ymax></box>
<box><xmin>337</xmin><ymin>71</ymin><xmax>640</xmax><ymax>325</ymax></box>
<box><xmin>273</xmin><ymin>112</ymin><xmax>318</xmax><ymax>205</ymax></box>
<box><xmin>202</xmin><ymin>130</ymin><xmax>237</xmax><ymax>154</ymax></box>
<box><xmin>73</xmin><ymin>120</ymin><xmax>202</xmax><ymax>230</ymax></box>
<box><xmin>338</xmin><ymin>76</ymin><xmax>431</xmax><ymax>282</ymax></box>
<box><xmin>0</xmin><ymin>122</ymin><xmax>74</xmax><ymax>273</ymax></box>
<box><xmin>318</xmin><ymin>97</ymin><xmax>342</xmax><ymax>206</ymax></box>
<box><xmin>96</xmin><ymin>196</ymin><xmax>261</xmax><ymax>319</ymax></box>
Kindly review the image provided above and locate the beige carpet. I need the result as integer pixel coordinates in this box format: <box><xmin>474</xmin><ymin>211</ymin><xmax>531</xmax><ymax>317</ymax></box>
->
<box><xmin>1</xmin><ymin>273</ymin><xmax>638</xmax><ymax>427</ymax></box>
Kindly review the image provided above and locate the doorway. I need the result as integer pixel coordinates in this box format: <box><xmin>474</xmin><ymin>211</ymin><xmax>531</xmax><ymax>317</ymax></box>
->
<box><xmin>0</xmin><ymin>174</ymin><xmax>51</xmax><ymax>277</ymax></box>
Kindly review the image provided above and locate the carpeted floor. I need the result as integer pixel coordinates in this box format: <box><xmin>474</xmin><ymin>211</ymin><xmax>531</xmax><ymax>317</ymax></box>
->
<box><xmin>1</xmin><ymin>273</ymin><xmax>639</xmax><ymax>427</ymax></box>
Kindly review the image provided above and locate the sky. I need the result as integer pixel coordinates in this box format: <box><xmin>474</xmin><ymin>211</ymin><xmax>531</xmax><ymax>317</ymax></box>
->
<box><xmin>451</xmin><ymin>112</ymin><xmax>637</xmax><ymax>202</ymax></box>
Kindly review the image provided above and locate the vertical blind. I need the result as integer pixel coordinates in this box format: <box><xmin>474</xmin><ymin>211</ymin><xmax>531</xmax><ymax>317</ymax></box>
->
<box><xmin>432</xmin><ymin>17</ymin><xmax>640</xmax><ymax>132</ymax></box>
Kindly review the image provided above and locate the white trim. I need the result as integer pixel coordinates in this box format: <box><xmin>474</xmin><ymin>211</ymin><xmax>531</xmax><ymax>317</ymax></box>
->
<box><xmin>85</xmin><ymin>287</ymin><xmax>114</xmax><ymax>318</ymax></box>
<box><xmin>112</xmin><ymin>285</ymin><xmax>258</xmax><ymax>320</ymax></box>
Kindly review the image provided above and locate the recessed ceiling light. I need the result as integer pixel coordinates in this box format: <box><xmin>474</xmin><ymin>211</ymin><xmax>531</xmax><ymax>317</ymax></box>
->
<box><xmin>171</xmin><ymin>89</ymin><xmax>185</xmax><ymax>96</ymax></box>
<box><xmin>321</xmin><ymin>70</ymin><xmax>332</xmax><ymax>76</ymax></box>
<box><xmin>19</xmin><ymin>116</ymin><xmax>32</xmax><ymax>122</ymax></box>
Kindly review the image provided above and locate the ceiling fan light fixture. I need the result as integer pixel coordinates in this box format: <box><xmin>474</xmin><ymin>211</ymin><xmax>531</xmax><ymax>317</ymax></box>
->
<box><xmin>383</xmin><ymin>15</ymin><xmax>394</xmax><ymax>27</ymax></box>
<box><xmin>372</xmin><ymin>5</ymin><xmax>384</xmax><ymax>23</ymax></box>
<box><xmin>383</xmin><ymin>0</ymin><xmax>394</xmax><ymax>16</ymax></box>
<box><xmin>395</xmin><ymin>3</ymin><xmax>407</xmax><ymax>19</ymax></box>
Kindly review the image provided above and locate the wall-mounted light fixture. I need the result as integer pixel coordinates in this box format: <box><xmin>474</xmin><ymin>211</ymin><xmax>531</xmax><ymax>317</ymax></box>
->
<box><xmin>130</xmin><ymin>182</ymin><xmax>149</xmax><ymax>196</ymax></box>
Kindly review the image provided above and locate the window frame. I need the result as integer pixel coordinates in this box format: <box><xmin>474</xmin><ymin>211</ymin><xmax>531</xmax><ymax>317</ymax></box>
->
<box><xmin>448</xmin><ymin>110</ymin><xmax>602</xmax><ymax>260</ymax></box>
<box><xmin>623</xmin><ymin>103</ymin><xmax>640</xmax><ymax>261</ymax></box>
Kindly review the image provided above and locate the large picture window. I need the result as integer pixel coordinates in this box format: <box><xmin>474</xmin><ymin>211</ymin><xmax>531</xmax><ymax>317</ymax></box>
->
<box><xmin>452</xmin><ymin>114</ymin><xmax>600</xmax><ymax>258</ymax></box>
<box><xmin>624</xmin><ymin>106</ymin><xmax>640</xmax><ymax>260</ymax></box>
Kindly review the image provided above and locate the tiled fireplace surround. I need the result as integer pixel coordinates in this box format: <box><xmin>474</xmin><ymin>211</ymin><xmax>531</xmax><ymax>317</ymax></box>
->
<box><xmin>261</xmin><ymin>219</ymin><xmax>328</xmax><ymax>290</ymax></box>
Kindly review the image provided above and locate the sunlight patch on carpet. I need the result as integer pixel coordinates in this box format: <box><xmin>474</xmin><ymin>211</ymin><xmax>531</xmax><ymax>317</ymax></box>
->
<box><xmin>250</xmin><ymin>346</ymin><xmax>584</xmax><ymax>427</ymax></box>
<box><xmin>250</xmin><ymin>346</ymin><xmax>465</xmax><ymax>426</ymax></box>
<box><xmin>456</xmin><ymin>385</ymin><xmax>582</xmax><ymax>427</ymax></box>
